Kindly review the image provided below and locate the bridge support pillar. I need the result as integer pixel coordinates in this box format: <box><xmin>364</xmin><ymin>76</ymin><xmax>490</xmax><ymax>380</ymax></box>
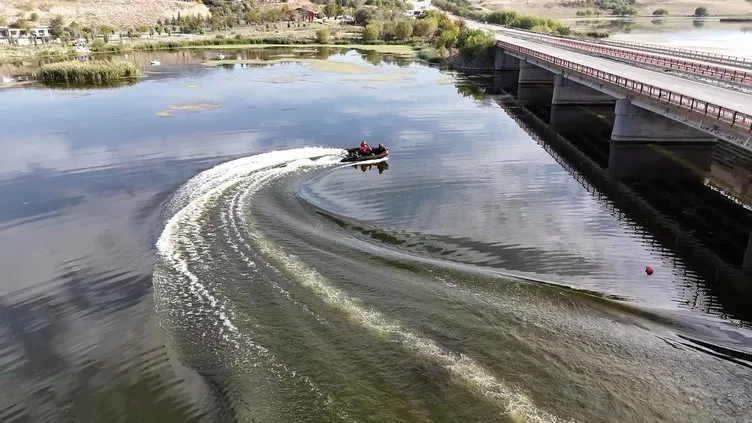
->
<box><xmin>732</xmin><ymin>166</ymin><xmax>752</xmax><ymax>195</ymax></box>
<box><xmin>551</xmin><ymin>74</ymin><xmax>615</xmax><ymax>106</ymax></box>
<box><xmin>608</xmin><ymin>99</ymin><xmax>717</xmax><ymax>180</ymax></box>
<box><xmin>494</xmin><ymin>48</ymin><xmax>520</xmax><ymax>71</ymax></box>
<box><xmin>518</xmin><ymin>60</ymin><xmax>554</xmax><ymax>84</ymax></box>
<box><xmin>517</xmin><ymin>60</ymin><xmax>554</xmax><ymax>105</ymax></box>
<box><xmin>549</xmin><ymin>74</ymin><xmax>616</xmax><ymax>133</ymax></box>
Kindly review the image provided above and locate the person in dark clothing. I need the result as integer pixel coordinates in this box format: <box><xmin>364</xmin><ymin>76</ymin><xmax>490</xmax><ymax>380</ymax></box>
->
<box><xmin>371</xmin><ymin>142</ymin><xmax>387</xmax><ymax>155</ymax></box>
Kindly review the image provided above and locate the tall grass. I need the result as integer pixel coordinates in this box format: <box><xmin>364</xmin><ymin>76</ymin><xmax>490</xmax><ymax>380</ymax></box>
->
<box><xmin>91</xmin><ymin>36</ymin><xmax>355</xmax><ymax>55</ymax></box>
<box><xmin>37</xmin><ymin>60</ymin><xmax>140</xmax><ymax>86</ymax></box>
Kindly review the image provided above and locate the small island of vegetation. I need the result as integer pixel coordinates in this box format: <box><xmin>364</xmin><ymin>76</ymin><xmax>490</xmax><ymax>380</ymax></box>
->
<box><xmin>37</xmin><ymin>60</ymin><xmax>140</xmax><ymax>86</ymax></box>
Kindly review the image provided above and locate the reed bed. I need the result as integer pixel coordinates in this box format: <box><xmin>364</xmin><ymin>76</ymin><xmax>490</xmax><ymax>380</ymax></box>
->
<box><xmin>37</xmin><ymin>60</ymin><xmax>140</xmax><ymax>86</ymax></box>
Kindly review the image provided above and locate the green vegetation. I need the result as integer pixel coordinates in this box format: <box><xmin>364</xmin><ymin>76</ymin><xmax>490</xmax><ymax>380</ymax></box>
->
<box><xmin>345</xmin><ymin>7</ymin><xmax>496</xmax><ymax>61</ymax></box>
<box><xmin>576</xmin><ymin>9</ymin><xmax>604</xmax><ymax>16</ymax></box>
<box><xmin>316</xmin><ymin>28</ymin><xmax>331</xmax><ymax>44</ymax></box>
<box><xmin>652</xmin><ymin>8</ymin><xmax>669</xmax><ymax>16</ymax></box>
<box><xmin>559</xmin><ymin>0</ymin><xmax>637</xmax><ymax>16</ymax></box>
<box><xmin>431</xmin><ymin>0</ymin><xmax>572</xmax><ymax>35</ymax></box>
<box><xmin>694</xmin><ymin>7</ymin><xmax>708</xmax><ymax>17</ymax></box>
<box><xmin>37</xmin><ymin>60</ymin><xmax>140</xmax><ymax>86</ymax></box>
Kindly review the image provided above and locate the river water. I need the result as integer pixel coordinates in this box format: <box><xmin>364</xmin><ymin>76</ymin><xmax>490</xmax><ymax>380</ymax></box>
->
<box><xmin>0</xmin><ymin>47</ymin><xmax>751</xmax><ymax>423</ymax></box>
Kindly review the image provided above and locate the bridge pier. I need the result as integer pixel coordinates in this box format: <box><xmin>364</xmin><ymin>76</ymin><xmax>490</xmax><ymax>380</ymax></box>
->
<box><xmin>494</xmin><ymin>49</ymin><xmax>520</xmax><ymax>71</ymax></box>
<box><xmin>517</xmin><ymin>60</ymin><xmax>555</xmax><ymax>104</ymax></box>
<box><xmin>549</xmin><ymin>74</ymin><xmax>616</xmax><ymax>133</ymax></box>
<box><xmin>608</xmin><ymin>99</ymin><xmax>718</xmax><ymax>180</ymax></box>
<box><xmin>551</xmin><ymin>74</ymin><xmax>615</xmax><ymax>106</ymax></box>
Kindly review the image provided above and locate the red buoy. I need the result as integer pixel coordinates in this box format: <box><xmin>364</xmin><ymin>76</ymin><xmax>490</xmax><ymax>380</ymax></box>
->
<box><xmin>645</xmin><ymin>265</ymin><xmax>654</xmax><ymax>276</ymax></box>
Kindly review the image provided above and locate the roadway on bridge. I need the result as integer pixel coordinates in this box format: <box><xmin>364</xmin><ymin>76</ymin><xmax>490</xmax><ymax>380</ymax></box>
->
<box><xmin>494</xmin><ymin>26</ymin><xmax>752</xmax><ymax>79</ymax></box>
<box><xmin>497</xmin><ymin>34</ymin><xmax>752</xmax><ymax>115</ymax></box>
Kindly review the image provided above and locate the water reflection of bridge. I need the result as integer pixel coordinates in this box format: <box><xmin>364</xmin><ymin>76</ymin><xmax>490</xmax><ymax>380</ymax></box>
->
<box><xmin>454</xmin><ymin>72</ymin><xmax>752</xmax><ymax>323</ymax></box>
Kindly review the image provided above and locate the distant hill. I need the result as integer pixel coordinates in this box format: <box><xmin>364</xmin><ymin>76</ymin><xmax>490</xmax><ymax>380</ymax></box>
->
<box><xmin>0</xmin><ymin>0</ymin><xmax>211</xmax><ymax>28</ymax></box>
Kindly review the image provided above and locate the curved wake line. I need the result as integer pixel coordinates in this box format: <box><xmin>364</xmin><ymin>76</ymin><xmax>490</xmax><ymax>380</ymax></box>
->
<box><xmin>153</xmin><ymin>147</ymin><xmax>347</xmax><ymax>420</ymax></box>
<box><xmin>153</xmin><ymin>147</ymin><xmax>570</xmax><ymax>423</ymax></box>
<box><xmin>236</xmin><ymin>159</ymin><xmax>573</xmax><ymax>423</ymax></box>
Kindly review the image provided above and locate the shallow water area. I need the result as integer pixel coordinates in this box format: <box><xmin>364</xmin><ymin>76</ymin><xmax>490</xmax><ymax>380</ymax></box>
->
<box><xmin>0</xmin><ymin>47</ymin><xmax>751</xmax><ymax>423</ymax></box>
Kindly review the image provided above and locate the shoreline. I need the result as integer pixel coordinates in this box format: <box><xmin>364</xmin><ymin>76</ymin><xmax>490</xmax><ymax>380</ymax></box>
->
<box><xmin>0</xmin><ymin>34</ymin><xmax>420</xmax><ymax>66</ymax></box>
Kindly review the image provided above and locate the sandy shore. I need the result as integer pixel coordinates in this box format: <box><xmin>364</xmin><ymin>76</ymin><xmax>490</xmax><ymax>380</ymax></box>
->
<box><xmin>0</xmin><ymin>0</ymin><xmax>211</xmax><ymax>27</ymax></box>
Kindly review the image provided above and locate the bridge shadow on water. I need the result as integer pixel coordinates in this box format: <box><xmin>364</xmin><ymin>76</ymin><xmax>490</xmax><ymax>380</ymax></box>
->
<box><xmin>454</xmin><ymin>70</ymin><xmax>752</xmax><ymax>326</ymax></box>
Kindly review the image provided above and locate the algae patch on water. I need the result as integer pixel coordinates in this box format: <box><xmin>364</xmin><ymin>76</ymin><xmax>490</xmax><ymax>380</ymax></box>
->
<box><xmin>202</xmin><ymin>57</ymin><xmax>380</xmax><ymax>75</ymax></box>
<box><xmin>156</xmin><ymin>103</ymin><xmax>222</xmax><ymax>117</ymax></box>
<box><xmin>302</xmin><ymin>59</ymin><xmax>377</xmax><ymax>74</ymax></box>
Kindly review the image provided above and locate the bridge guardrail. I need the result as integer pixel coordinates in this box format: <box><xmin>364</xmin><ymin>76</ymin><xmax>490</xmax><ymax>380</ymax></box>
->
<box><xmin>497</xmin><ymin>40</ymin><xmax>752</xmax><ymax>132</ymax></box>
<box><xmin>536</xmin><ymin>37</ymin><xmax>752</xmax><ymax>85</ymax></box>
<box><xmin>599</xmin><ymin>39</ymin><xmax>752</xmax><ymax>69</ymax></box>
<box><xmin>492</xmin><ymin>26</ymin><xmax>752</xmax><ymax>69</ymax></box>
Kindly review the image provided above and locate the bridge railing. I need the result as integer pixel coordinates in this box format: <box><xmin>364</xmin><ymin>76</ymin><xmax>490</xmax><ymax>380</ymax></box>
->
<box><xmin>599</xmin><ymin>39</ymin><xmax>752</xmax><ymax>69</ymax></box>
<box><xmin>492</xmin><ymin>26</ymin><xmax>752</xmax><ymax>69</ymax></box>
<box><xmin>497</xmin><ymin>40</ymin><xmax>752</xmax><ymax>132</ymax></box>
<box><xmin>531</xmin><ymin>37</ymin><xmax>752</xmax><ymax>85</ymax></box>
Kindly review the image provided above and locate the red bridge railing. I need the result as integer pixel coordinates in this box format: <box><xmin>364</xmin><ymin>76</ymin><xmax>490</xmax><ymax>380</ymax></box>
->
<box><xmin>538</xmin><ymin>37</ymin><xmax>752</xmax><ymax>85</ymax></box>
<box><xmin>496</xmin><ymin>40</ymin><xmax>752</xmax><ymax>132</ymax></box>
<box><xmin>599</xmin><ymin>39</ymin><xmax>752</xmax><ymax>69</ymax></box>
<box><xmin>493</xmin><ymin>26</ymin><xmax>752</xmax><ymax>69</ymax></box>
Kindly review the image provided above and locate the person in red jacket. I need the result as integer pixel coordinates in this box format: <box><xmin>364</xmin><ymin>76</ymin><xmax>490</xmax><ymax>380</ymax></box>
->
<box><xmin>359</xmin><ymin>141</ymin><xmax>372</xmax><ymax>155</ymax></box>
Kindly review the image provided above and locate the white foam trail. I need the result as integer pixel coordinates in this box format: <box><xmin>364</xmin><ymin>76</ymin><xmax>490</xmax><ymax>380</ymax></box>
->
<box><xmin>153</xmin><ymin>147</ymin><xmax>345</xmax><ymax>417</ymax></box>
<box><xmin>235</xmin><ymin>163</ymin><xmax>573</xmax><ymax>423</ymax></box>
<box><xmin>154</xmin><ymin>147</ymin><xmax>570</xmax><ymax>422</ymax></box>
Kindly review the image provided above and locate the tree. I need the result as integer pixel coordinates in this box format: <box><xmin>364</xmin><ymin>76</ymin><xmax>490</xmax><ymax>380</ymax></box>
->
<box><xmin>354</xmin><ymin>8</ymin><xmax>372</xmax><ymax>25</ymax></box>
<box><xmin>262</xmin><ymin>8</ymin><xmax>281</xmax><ymax>23</ymax></box>
<box><xmin>362</xmin><ymin>23</ymin><xmax>379</xmax><ymax>42</ymax></box>
<box><xmin>245</xmin><ymin>9</ymin><xmax>261</xmax><ymax>24</ymax></box>
<box><xmin>316</xmin><ymin>28</ymin><xmax>331</xmax><ymax>43</ymax></box>
<box><xmin>90</xmin><ymin>38</ymin><xmax>107</xmax><ymax>52</ymax></box>
<box><xmin>413</xmin><ymin>17</ymin><xmax>438</xmax><ymax>37</ymax></box>
<box><xmin>694</xmin><ymin>6</ymin><xmax>707</xmax><ymax>17</ymax></box>
<box><xmin>434</xmin><ymin>28</ymin><xmax>457</xmax><ymax>48</ymax></box>
<box><xmin>324</xmin><ymin>2</ymin><xmax>338</xmax><ymax>17</ymax></box>
<box><xmin>652</xmin><ymin>8</ymin><xmax>669</xmax><ymax>16</ymax></box>
<box><xmin>394</xmin><ymin>19</ymin><xmax>412</xmax><ymax>39</ymax></box>
<box><xmin>49</xmin><ymin>15</ymin><xmax>64</xmax><ymax>39</ymax></box>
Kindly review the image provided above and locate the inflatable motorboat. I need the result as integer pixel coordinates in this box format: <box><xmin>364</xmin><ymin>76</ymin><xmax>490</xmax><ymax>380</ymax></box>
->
<box><xmin>340</xmin><ymin>145</ymin><xmax>389</xmax><ymax>163</ymax></box>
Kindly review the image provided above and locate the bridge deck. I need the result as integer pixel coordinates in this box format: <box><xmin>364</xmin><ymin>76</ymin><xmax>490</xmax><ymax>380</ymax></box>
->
<box><xmin>494</xmin><ymin>26</ymin><xmax>752</xmax><ymax>76</ymax></box>
<box><xmin>497</xmin><ymin>34</ymin><xmax>752</xmax><ymax>115</ymax></box>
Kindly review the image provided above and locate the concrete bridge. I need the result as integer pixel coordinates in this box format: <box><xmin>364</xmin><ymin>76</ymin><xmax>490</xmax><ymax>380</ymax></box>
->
<box><xmin>491</xmin><ymin>33</ymin><xmax>752</xmax><ymax>271</ymax></box>
<box><xmin>492</xmin><ymin>34</ymin><xmax>752</xmax><ymax>186</ymax></box>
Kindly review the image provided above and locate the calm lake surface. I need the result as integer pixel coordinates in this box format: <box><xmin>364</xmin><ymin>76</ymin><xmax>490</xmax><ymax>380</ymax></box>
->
<box><xmin>1</xmin><ymin>47</ymin><xmax>751</xmax><ymax>423</ymax></box>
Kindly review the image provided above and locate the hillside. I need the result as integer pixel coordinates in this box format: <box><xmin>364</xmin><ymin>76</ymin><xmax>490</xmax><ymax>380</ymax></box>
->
<box><xmin>467</xmin><ymin>0</ymin><xmax>752</xmax><ymax>18</ymax></box>
<box><xmin>0</xmin><ymin>0</ymin><xmax>211</xmax><ymax>28</ymax></box>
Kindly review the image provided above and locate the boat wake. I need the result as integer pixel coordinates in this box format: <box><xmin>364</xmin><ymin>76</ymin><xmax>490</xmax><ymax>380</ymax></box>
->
<box><xmin>152</xmin><ymin>147</ymin><xmax>752</xmax><ymax>423</ymax></box>
<box><xmin>152</xmin><ymin>147</ymin><xmax>567</xmax><ymax>422</ymax></box>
